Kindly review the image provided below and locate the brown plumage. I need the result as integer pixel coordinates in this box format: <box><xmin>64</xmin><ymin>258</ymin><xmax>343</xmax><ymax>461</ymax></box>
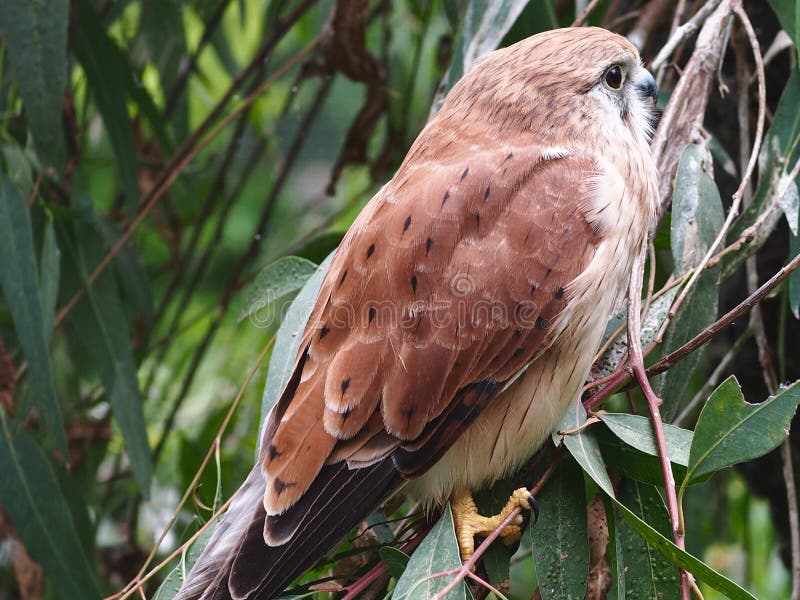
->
<box><xmin>177</xmin><ymin>26</ymin><xmax>658</xmax><ymax>600</ymax></box>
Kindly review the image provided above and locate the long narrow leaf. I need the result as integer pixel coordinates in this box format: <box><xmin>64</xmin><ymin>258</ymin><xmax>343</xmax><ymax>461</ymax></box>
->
<box><xmin>72</xmin><ymin>0</ymin><xmax>142</xmax><ymax>213</ymax></box>
<box><xmin>59</xmin><ymin>194</ymin><xmax>152</xmax><ymax>492</ymax></box>
<box><xmin>0</xmin><ymin>179</ymin><xmax>66</xmax><ymax>451</ymax></box>
<box><xmin>0</xmin><ymin>0</ymin><xmax>68</xmax><ymax>168</ymax></box>
<box><xmin>0</xmin><ymin>419</ymin><xmax>99</xmax><ymax>598</ymax></box>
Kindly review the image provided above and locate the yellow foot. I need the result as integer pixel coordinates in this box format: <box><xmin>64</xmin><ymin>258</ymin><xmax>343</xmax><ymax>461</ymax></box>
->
<box><xmin>451</xmin><ymin>487</ymin><xmax>537</xmax><ymax>562</ymax></box>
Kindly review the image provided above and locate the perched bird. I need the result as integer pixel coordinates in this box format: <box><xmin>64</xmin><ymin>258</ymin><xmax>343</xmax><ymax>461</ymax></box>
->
<box><xmin>177</xmin><ymin>26</ymin><xmax>658</xmax><ymax>600</ymax></box>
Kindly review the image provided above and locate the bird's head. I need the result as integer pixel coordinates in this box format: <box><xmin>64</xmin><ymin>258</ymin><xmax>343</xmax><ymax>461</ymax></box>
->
<box><xmin>440</xmin><ymin>27</ymin><xmax>659</xmax><ymax>148</ymax></box>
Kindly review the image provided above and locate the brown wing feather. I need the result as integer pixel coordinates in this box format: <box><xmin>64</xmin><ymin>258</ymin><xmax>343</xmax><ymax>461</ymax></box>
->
<box><xmin>259</xmin><ymin>143</ymin><xmax>601</xmax><ymax>517</ymax></box>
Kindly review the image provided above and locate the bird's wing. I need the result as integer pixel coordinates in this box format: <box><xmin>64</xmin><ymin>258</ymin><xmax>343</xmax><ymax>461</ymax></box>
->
<box><xmin>260</xmin><ymin>140</ymin><xmax>602</xmax><ymax>515</ymax></box>
<box><xmin>206</xmin><ymin>143</ymin><xmax>605</xmax><ymax>600</ymax></box>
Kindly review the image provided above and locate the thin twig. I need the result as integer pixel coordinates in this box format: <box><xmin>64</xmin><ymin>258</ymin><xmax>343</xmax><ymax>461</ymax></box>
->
<box><xmin>669</xmin><ymin>0</ymin><xmax>688</xmax><ymax>39</ymax></box>
<box><xmin>114</xmin><ymin>338</ymin><xmax>274</xmax><ymax>598</ymax></box>
<box><xmin>340</xmin><ymin>527</ymin><xmax>428</xmax><ymax>600</ymax></box>
<box><xmin>150</xmin><ymin>75</ymin><xmax>335</xmax><ymax>464</ymax></box>
<box><xmin>572</xmin><ymin>0</ymin><xmax>605</xmax><ymax>26</ymax></box>
<box><xmin>52</xmin><ymin>36</ymin><xmax>320</xmax><ymax>331</ymax></box>
<box><xmin>673</xmin><ymin>331</ymin><xmax>750</xmax><ymax>426</ymax></box>
<box><xmin>163</xmin><ymin>0</ymin><xmax>231</xmax><ymax>118</ymax></box>
<box><xmin>648</xmin><ymin>250</ymin><xmax>800</xmax><ymax>376</ymax></box>
<box><xmin>651</xmin><ymin>0</ymin><xmax>723</xmax><ymax>71</ymax></box>
<box><xmin>585</xmin><ymin>242</ymin><xmax>800</xmax><ymax>415</ymax></box>
<box><xmin>654</xmin><ymin>1</ymin><xmax>766</xmax><ymax>344</ymax></box>
<box><xmin>783</xmin><ymin>440</ymin><xmax>800</xmax><ymax>600</ymax></box>
<box><xmin>626</xmin><ymin>245</ymin><xmax>690</xmax><ymax>600</ymax></box>
<box><xmin>108</xmin><ymin>494</ymin><xmax>236</xmax><ymax>600</ymax></box>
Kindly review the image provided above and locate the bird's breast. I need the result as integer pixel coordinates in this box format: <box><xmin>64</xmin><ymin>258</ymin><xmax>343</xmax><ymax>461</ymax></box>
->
<box><xmin>410</xmin><ymin>157</ymin><xmax>654</xmax><ymax>505</ymax></box>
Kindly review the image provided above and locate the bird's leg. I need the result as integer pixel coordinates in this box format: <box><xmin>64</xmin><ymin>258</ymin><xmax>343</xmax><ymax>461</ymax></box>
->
<box><xmin>451</xmin><ymin>488</ymin><xmax>538</xmax><ymax>562</ymax></box>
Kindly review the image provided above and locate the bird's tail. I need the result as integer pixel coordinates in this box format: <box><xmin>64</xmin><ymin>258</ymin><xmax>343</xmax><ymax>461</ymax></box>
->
<box><xmin>174</xmin><ymin>467</ymin><xmax>265</xmax><ymax>600</ymax></box>
<box><xmin>174</xmin><ymin>458</ymin><xmax>403</xmax><ymax>600</ymax></box>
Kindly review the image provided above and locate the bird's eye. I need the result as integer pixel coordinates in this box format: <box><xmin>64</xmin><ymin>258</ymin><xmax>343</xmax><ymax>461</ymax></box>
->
<box><xmin>604</xmin><ymin>65</ymin><xmax>624</xmax><ymax>90</ymax></box>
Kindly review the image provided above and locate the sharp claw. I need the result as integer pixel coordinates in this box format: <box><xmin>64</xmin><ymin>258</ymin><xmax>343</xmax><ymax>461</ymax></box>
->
<box><xmin>528</xmin><ymin>494</ymin><xmax>540</xmax><ymax>525</ymax></box>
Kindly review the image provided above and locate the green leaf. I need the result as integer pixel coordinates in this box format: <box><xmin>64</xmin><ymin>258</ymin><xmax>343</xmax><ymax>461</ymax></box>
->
<box><xmin>617</xmin><ymin>482</ymin><xmax>680</xmax><ymax>599</ymax></box>
<box><xmin>258</xmin><ymin>253</ymin><xmax>333</xmax><ymax>454</ymax></box>
<box><xmin>0</xmin><ymin>0</ymin><xmax>68</xmax><ymax>168</ymax></box>
<box><xmin>72</xmin><ymin>0</ymin><xmax>141</xmax><ymax>213</ymax></box>
<box><xmin>685</xmin><ymin>376</ymin><xmax>800</xmax><ymax>484</ymax></box>
<box><xmin>380</xmin><ymin>546</ymin><xmax>411</xmax><ymax>580</ymax></box>
<box><xmin>393</xmin><ymin>504</ymin><xmax>469</xmax><ymax>600</ymax></box>
<box><xmin>2</xmin><ymin>142</ymin><xmax>38</xmax><ymax>194</ymax></box>
<box><xmin>598</xmin><ymin>413</ymin><xmax>692</xmax><ymax>468</ymax></box>
<box><xmin>554</xmin><ymin>400</ymin><xmax>615</xmax><ymax>498</ymax></box>
<box><xmin>530</xmin><ymin>458</ymin><xmax>589</xmax><ymax>600</ymax></box>
<box><xmin>40</xmin><ymin>218</ymin><xmax>60</xmax><ymax>343</ymax></box>
<box><xmin>610</xmin><ymin>495</ymin><xmax>757</xmax><ymax>599</ymax></box>
<box><xmin>0</xmin><ymin>179</ymin><xmax>66</xmax><ymax>451</ymax></box>
<box><xmin>670</xmin><ymin>144</ymin><xmax>724</xmax><ymax>277</ymax></box>
<box><xmin>0</xmin><ymin>419</ymin><xmax>100</xmax><ymax>598</ymax></box>
<box><xmin>430</xmin><ymin>0</ymin><xmax>531</xmax><ymax>115</ymax></box>
<box><xmin>238</xmin><ymin>256</ymin><xmax>317</xmax><ymax>325</ymax></box>
<box><xmin>59</xmin><ymin>194</ymin><xmax>152</xmax><ymax>492</ymax></box>
<box><xmin>603</xmin><ymin>496</ymin><xmax>625</xmax><ymax>600</ymax></box>
<box><xmin>596</xmin><ymin>428</ymin><xmax>689</xmax><ymax>488</ymax></box>
<box><xmin>657</xmin><ymin>142</ymin><xmax>724</xmax><ymax>420</ymax></box>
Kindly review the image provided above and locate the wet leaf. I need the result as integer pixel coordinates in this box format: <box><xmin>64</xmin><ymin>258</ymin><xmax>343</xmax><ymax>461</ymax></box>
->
<box><xmin>555</xmin><ymin>400</ymin><xmax>614</xmax><ymax>498</ymax></box>
<box><xmin>610</xmin><ymin>495</ymin><xmax>756</xmax><ymax>599</ymax></box>
<box><xmin>40</xmin><ymin>219</ymin><xmax>60</xmax><ymax>343</ymax></box>
<box><xmin>72</xmin><ymin>0</ymin><xmax>170</xmax><ymax>211</ymax></box>
<box><xmin>685</xmin><ymin>376</ymin><xmax>800</xmax><ymax>484</ymax></box>
<box><xmin>604</xmin><ymin>497</ymin><xmax>625</xmax><ymax>600</ymax></box>
<box><xmin>596</xmin><ymin>428</ymin><xmax>689</xmax><ymax>488</ymax></box>
<box><xmin>590</xmin><ymin>286</ymin><xmax>680</xmax><ymax>382</ymax></box>
<box><xmin>393</xmin><ymin>505</ymin><xmax>469</xmax><ymax>600</ymax></box>
<box><xmin>617</xmin><ymin>482</ymin><xmax>679</xmax><ymax>600</ymax></box>
<box><xmin>790</xmin><ymin>200</ymin><xmax>800</xmax><ymax>318</ymax></box>
<box><xmin>657</xmin><ymin>142</ymin><xmax>724</xmax><ymax>420</ymax></box>
<box><xmin>238</xmin><ymin>256</ymin><xmax>317</xmax><ymax>325</ymax></box>
<box><xmin>598</xmin><ymin>413</ymin><xmax>692</xmax><ymax>468</ymax></box>
<box><xmin>767</xmin><ymin>0</ymin><xmax>796</xmax><ymax>43</ymax></box>
<box><xmin>531</xmin><ymin>458</ymin><xmax>589</xmax><ymax>600</ymax></box>
<box><xmin>380</xmin><ymin>546</ymin><xmax>411</xmax><ymax>580</ymax></box>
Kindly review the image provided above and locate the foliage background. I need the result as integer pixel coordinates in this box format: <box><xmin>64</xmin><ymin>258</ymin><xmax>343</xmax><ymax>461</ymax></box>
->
<box><xmin>1</xmin><ymin>0</ymin><xmax>800</xmax><ymax>599</ymax></box>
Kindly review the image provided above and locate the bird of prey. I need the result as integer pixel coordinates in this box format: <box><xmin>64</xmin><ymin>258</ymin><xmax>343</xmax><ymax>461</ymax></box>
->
<box><xmin>177</xmin><ymin>26</ymin><xmax>658</xmax><ymax>600</ymax></box>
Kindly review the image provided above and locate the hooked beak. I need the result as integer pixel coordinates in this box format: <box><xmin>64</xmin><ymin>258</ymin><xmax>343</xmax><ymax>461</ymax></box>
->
<box><xmin>636</xmin><ymin>69</ymin><xmax>658</xmax><ymax>104</ymax></box>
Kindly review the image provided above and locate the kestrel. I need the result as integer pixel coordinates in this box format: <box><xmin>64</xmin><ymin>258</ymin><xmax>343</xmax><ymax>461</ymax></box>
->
<box><xmin>177</xmin><ymin>26</ymin><xmax>658</xmax><ymax>600</ymax></box>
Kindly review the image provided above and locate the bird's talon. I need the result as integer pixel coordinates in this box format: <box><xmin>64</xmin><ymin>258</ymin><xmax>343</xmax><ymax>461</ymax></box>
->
<box><xmin>451</xmin><ymin>487</ymin><xmax>537</xmax><ymax>562</ymax></box>
<box><xmin>528</xmin><ymin>494</ymin><xmax>540</xmax><ymax>525</ymax></box>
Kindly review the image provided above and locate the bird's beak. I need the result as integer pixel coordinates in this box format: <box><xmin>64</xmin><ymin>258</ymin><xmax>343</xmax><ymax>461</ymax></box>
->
<box><xmin>636</xmin><ymin>70</ymin><xmax>658</xmax><ymax>104</ymax></box>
